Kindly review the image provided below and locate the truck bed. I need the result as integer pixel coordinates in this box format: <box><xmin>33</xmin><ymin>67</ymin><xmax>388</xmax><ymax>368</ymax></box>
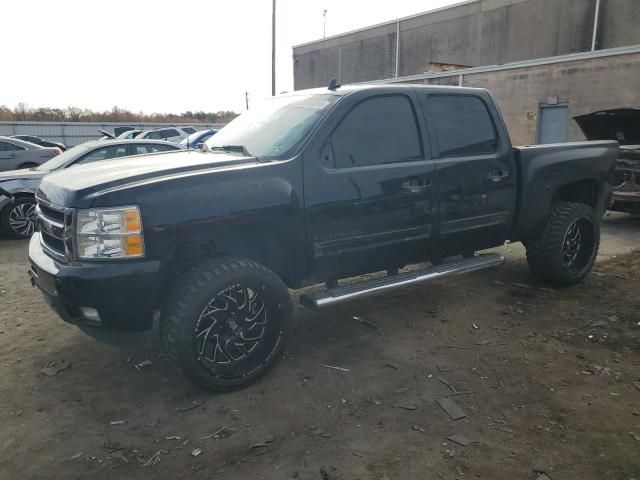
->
<box><xmin>511</xmin><ymin>140</ymin><xmax>619</xmax><ymax>240</ymax></box>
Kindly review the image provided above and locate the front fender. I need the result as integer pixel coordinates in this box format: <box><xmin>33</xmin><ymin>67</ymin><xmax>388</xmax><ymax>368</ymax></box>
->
<box><xmin>0</xmin><ymin>194</ymin><xmax>12</xmax><ymax>213</ymax></box>
<box><xmin>0</xmin><ymin>179</ymin><xmax>40</xmax><ymax>213</ymax></box>
<box><xmin>87</xmin><ymin>158</ymin><xmax>307</xmax><ymax>285</ymax></box>
<box><xmin>0</xmin><ymin>178</ymin><xmax>40</xmax><ymax>196</ymax></box>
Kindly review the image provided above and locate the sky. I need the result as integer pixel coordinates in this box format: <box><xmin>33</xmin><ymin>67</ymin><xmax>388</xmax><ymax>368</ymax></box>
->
<box><xmin>2</xmin><ymin>0</ymin><xmax>461</xmax><ymax>114</ymax></box>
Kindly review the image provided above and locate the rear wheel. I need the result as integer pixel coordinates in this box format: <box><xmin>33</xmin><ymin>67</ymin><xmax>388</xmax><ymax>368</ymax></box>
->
<box><xmin>160</xmin><ymin>257</ymin><xmax>292</xmax><ymax>392</ymax></box>
<box><xmin>1</xmin><ymin>197</ymin><xmax>38</xmax><ymax>239</ymax></box>
<box><xmin>525</xmin><ymin>201</ymin><xmax>599</xmax><ymax>286</ymax></box>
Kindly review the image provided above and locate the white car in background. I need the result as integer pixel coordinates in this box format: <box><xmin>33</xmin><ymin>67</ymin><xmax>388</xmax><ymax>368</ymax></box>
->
<box><xmin>116</xmin><ymin>129</ymin><xmax>146</xmax><ymax>139</ymax></box>
<box><xmin>0</xmin><ymin>136</ymin><xmax>62</xmax><ymax>171</ymax></box>
<box><xmin>137</xmin><ymin>126</ymin><xmax>197</xmax><ymax>142</ymax></box>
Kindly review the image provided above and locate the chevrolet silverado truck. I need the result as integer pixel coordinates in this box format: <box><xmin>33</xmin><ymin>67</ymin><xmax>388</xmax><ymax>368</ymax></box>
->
<box><xmin>28</xmin><ymin>84</ymin><xmax>618</xmax><ymax>391</ymax></box>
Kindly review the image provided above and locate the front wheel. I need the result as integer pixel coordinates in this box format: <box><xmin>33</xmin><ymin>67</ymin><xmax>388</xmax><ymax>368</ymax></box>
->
<box><xmin>1</xmin><ymin>197</ymin><xmax>38</xmax><ymax>239</ymax></box>
<box><xmin>160</xmin><ymin>257</ymin><xmax>292</xmax><ymax>392</ymax></box>
<box><xmin>525</xmin><ymin>201</ymin><xmax>599</xmax><ymax>286</ymax></box>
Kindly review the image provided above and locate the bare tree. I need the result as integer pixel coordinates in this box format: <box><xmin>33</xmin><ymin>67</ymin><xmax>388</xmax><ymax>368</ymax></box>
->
<box><xmin>0</xmin><ymin>105</ymin><xmax>238</xmax><ymax>124</ymax></box>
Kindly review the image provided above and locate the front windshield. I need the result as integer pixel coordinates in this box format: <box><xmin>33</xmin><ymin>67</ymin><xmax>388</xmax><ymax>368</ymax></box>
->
<box><xmin>205</xmin><ymin>94</ymin><xmax>339</xmax><ymax>159</ymax></box>
<box><xmin>35</xmin><ymin>144</ymin><xmax>91</xmax><ymax>172</ymax></box>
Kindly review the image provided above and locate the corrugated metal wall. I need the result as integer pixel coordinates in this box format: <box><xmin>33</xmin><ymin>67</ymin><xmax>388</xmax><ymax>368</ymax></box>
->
<box><xmin>0</xmin><ymin>122</ymin><xmax>225</xmax><ymax>147</ymax></box>
<box><xmin>293</xmin><ymin>0</ymin><xmax>640</xmax><ymax>90</ymax></box>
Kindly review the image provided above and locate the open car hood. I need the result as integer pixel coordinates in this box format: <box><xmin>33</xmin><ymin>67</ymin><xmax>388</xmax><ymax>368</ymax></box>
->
<box><xmin>574</xmin><ymin>108</ymin><xmax>640</xmax><ymax>145</ymax></box>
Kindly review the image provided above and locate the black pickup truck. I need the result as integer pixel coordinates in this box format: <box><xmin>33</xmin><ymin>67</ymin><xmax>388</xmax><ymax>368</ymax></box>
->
<box><xmin>28</xmin><ymin>84</ymin><xmax>618</xmax><ymax>391</ymax></box>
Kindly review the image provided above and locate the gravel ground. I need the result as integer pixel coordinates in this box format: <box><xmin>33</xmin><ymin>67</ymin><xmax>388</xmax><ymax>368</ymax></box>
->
<box><xmin>0</xmin><ymin>214</ymin><xmax>639</xmax><ymax>480</ymax></box>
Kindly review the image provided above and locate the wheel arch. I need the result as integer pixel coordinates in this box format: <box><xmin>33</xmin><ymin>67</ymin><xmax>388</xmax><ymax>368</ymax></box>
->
<box><xmin>163</xmin><ymin>227</ymin><xmax>301</xmax><ymax>288</ymax></box>
<box><xmin>552</xmin><ymin>179</ymin><xmax>599</xmax><ymax>209</ymax></box>
<box><xmin>514</xmin><ymin>177</ymin><xmax>604</xmax><ymax>243</ymax></box>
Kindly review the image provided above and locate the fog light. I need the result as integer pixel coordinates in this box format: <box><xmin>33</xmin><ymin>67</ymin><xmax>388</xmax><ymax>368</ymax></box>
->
<box><xmin>79</xmin><ymin>307</ymin><xmax>101</xmax><ymax>324</ymax></box>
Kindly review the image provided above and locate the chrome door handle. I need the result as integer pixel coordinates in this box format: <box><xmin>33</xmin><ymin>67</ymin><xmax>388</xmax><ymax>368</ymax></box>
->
<box><xmin>487</xmin><ymin>169</ymin><xmax>509</xmax><ymax>181</ymax></box>
<box><xmin>402</xmin><ymin>178</ymin><xmax>431</xmax><ymax>192</ymax></box>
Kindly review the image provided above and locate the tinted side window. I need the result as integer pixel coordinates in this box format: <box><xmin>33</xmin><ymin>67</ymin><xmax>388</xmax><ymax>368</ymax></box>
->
<box><xmin>182</xmin><ymin>127</ymin><xmax>196</xmax><ymax>134</ymax></box>
<box><xmin>163</xmin><ymin>129</ymin><xmax>179</xmax><ymax>138</ymax></box>
<box><xmin>133</xmin><ymin>145</ymin><xmax>153</xmax><ymax>155</ymax></box>
<box><xmin>331</xmin><ymin>95</ymin><xmax>422</xmax><ymax>168</ymax></box>
<box><xmin>3</xmin><ymin>142</ymin><xmax>25</xmax><ymax>151</ymax></box>
<box><xmin>76</xmin><ymin>145</ymin><xmax>128</xmax><ymax>165</ymax></box>
<box><xmin>145</xmin><ymin>131</ymin><xmax>162</xmax><ymax>139</ymax></box>
<box><xmin>428</xmin><ymin>95</ymin><xmax>497</xmax><ymax>157</ymax></box>
<box><xmin>148</xmin><ymin>144</ymin><xmax>175</xmax><ymax>152</ymax></box>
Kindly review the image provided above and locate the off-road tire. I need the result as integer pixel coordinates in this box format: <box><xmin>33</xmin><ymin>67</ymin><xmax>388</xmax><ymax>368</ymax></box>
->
<box><xmin>160</xmin><ymin>257</ymin><xmax>292</xmax><ymax>392</ymax></box>
<box><xmin>1</xmin><ymin>197</ymin><xmax>38</xmax><ymax>239</ymax></box>
<box><xmin>525</xmin><ymin>201</ymin><xmax>599</xmax><ymax>286</ymax></box>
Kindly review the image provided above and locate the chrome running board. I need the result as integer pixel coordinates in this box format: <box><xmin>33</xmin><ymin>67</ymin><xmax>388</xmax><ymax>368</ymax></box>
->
<box><xmin>300</xmin><ymin>253</ymin><xmax>505</xmax><ymax>309</ymax></box>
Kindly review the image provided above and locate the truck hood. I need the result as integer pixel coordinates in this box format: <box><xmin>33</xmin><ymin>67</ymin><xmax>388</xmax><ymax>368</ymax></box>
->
<box><xmin>574</xmin><ymin>109</ymin><xmax>640</xmax><ymax>145</ymax></box>
<box><xmin>37</xmin><ymin>150</ymin><xmax>264</xmax><ymax>207</ymax></box>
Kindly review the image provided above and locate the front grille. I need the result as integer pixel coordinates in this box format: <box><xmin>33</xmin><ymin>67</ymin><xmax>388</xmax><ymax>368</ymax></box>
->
<box><xmin>39</xmin><ymin>204</ymin><xmax>65</xmax><ymax>225</ymax></box>
<box><xmin>36</xmin><ymin>198</ymin><xmax>72</xmax><ymax>261</ymax></box>
<box><xmin>41</xmin><ymin>231</ymin><xmax>65</xmax><ymax>253</ymax></box>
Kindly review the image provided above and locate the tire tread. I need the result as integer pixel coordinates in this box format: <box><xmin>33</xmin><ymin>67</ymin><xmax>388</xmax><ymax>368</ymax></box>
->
<box><xmin>525</xmin><ymin>201</ymin><xmax>599</xmax><ymax>286</ymax></box>
<box><xmin>160</xmin><ymin>257</ymin><xmax>291</xmax><ymax>391</ymax></box>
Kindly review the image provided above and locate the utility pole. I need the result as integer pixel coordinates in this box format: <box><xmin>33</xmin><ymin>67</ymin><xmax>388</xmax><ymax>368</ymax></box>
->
<box><xmin>323</xmin><ymin>9</ymin><xmax>327</xmax><ymax>38</ymax></box>
<box><xmin>591</xmin><ymin>0</ymin><xmax>601</xmax><ymax>51</ymax></box>
<box><xmin>245</xmin><ymin>91</ymin><xmax>249</xmax><ymax>110</ymax></box>
<box><xmin>272</xmin><ymin>0</ymin><xmax>276</xmax><ymax>96</ymax></box>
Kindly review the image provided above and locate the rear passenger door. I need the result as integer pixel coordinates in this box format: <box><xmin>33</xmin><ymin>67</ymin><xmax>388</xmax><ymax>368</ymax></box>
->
<box><xmin>0</xmin><ymin>141</ymin><xmax>26</xmax><ymax>171</ymax></box>
<box><xmin>422</xmin><ymin>93</ymin><xmax>516</xmax><ymax>255</ymax></box>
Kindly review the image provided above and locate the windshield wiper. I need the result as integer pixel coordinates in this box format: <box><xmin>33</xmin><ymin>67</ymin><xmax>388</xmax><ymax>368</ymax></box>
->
<box><xmin>210</xmin><ymin>145</ymin><xmax>252</xmax><ymax>156</ymax></box>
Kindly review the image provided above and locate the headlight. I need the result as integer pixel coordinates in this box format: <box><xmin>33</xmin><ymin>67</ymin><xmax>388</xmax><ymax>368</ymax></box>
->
<box><xmin>75</xmin><ymin>205</ymin><xmax>144</xmax><ymax>259</ymax></box>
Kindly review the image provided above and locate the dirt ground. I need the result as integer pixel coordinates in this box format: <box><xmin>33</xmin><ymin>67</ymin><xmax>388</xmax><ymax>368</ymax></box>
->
<box><xmin>1</xmin><ymin>216</ymin><xmax>640</xmax><ymax>480</ymax></box>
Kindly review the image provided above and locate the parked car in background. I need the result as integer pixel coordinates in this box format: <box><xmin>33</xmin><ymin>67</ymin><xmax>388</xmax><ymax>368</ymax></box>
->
<box><xmin>180</xmin><ymin>129</ymin><xmax>218</xmax><ymax>149</ymax></box>
<box><xmin>0</xmin><ymin>139</ymin><xmax>182</xmax><ymax>238</ymax></box>
<box><xmin>138</xmin><ymin>126</ymin><xmax>196</xmax><ymax>142</ymax></box>
<box><xmin>98</xmin><ymin>128</ymin><xmax>147</xmax><ymax>140</ymax></box>
<box><xmin>575</xmin><ymin>108</ymin><xmax>640</xmax><ymax>213</ymax></box>
<box><xmin>12</xmin><ymin>135</ymin><xmax>67</xmax><ymax>151</ymax></box>
<box><xmin>0</xmin><ymin>136</ymin><xmax>62</xmax><ymax>172</ymax></box>
<box><xmin>117</xmin><ymin>129</ymin><xmax>146</xmax><ymax>139</ymax></box>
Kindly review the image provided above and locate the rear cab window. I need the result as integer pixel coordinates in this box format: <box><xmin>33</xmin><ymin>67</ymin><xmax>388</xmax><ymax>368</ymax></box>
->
<box><xmin>427</xmin><ymin>95</ymin><xmax>497</xmax><ymax>157</ymax></box>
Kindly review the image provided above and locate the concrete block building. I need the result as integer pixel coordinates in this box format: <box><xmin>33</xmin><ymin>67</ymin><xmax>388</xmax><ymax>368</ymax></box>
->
<box><xmin>292</xmin><ymin>0</ymin><xmax>640</xmax><ymax>144</ymax></box>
